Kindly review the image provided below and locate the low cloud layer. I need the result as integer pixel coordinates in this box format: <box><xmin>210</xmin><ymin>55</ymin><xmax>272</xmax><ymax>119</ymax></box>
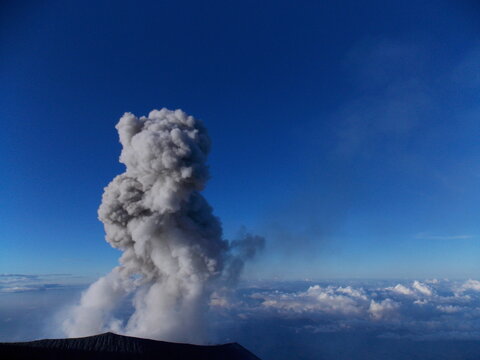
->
<box><xmin>210</xmin><ymin>278</ymin><xmax>480</xmax><ymax>340</ymax></box>
<box><xmin>0</xmin><ymin>274</ymin><xmax>86</xmax><ymax>293</ymax></box>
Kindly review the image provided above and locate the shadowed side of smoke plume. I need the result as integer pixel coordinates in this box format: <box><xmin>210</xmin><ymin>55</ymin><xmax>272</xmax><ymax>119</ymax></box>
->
<box><xmin>62</xmin><ymin>109</ymin><xmax>264</xmax><ymax>343</ymax></box>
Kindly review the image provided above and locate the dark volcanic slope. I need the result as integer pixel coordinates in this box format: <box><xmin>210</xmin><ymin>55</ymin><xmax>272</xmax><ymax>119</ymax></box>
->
<box><xmin>0</xmin><ymin>332</ymin><xmax>261</xmax><ymax>360</ymax></box>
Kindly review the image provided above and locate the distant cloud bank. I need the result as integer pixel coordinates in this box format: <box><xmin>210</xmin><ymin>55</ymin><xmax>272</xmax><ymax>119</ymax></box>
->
<box><xmin>211</xmin><ymin>278</ymin><xmax>480</xmax><ymax>340</ymax></box>
<box><xmin>0</xmin><ymin>274</ymin><xmax>89</xmax><ymax>293</ymax></box>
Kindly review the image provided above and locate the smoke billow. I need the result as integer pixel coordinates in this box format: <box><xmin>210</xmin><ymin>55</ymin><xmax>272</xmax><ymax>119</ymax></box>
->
<box><xmin>63</xmin><ymin>109</ymin><xmax>263</xmax><ymax>343</ymax></box>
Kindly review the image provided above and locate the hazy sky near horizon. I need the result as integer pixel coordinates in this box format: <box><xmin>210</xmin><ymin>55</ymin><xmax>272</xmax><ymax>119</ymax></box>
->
<box><xmin>2</xmin><ymin>0</ymin><xmax>480</xmax><ymax>279</ymax></box>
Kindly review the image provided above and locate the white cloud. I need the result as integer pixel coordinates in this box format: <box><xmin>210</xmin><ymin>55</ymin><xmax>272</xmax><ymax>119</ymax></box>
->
<box><xmin>222</xmin><ymin>278</ymin><xmax>480</xmax><ymax>340</ymax></box>
<box><xmin>386</xmin><ymin>281</ymin><xmax>432</xmax><ymax>297</ymax></box>
<box><xmin>387</xmin><ymin>284</ymin><xmax>414</xmax><ymax>295</ymax></box>
<box><xmin>336</xmin><ymin>286</ymin><xmax>368</xmax><ymax>299</ymax></box>
<box><xmin>0</xmin><ymin>286</ymin><xmax>37</xmax><ymax>293</ymax></box>
<box><xmin>456</xmin><ymin>279</ymin><xmax>480</xmax><ymax>293</ymax></box>
<box><xmin>412</xmin><ymin>281</ymin><xmax>433</xmax><ymax>296</ymax></box>
<box><xmin>369</xmin><ymin>299</ymin><xmax>400</xmax><ymax>320</ymax></box>
<box><xmin>209</xmin><ymin>292</ymin><xmax>232</xmax><ymax>308</ymax></box>
<box><xmin>257</xmin><ymin>285</ymin><xmax>369</xmax><ymax>316</ymax></box>
<box><xmin>414</xmin><ymin>299</ymin><xmax>428</xmax><ymax>305</ymax></box>
<box><xmin>0</xmin><ymin>274</ymin><xmax>85</xmax><ymax>293</ymax></box>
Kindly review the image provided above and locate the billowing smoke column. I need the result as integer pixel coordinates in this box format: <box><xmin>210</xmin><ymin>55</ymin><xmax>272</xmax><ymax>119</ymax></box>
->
<box><xmin>63</xmin><ymin>108</ymin><xmax>263</xmax><ymax>343</ymax></box>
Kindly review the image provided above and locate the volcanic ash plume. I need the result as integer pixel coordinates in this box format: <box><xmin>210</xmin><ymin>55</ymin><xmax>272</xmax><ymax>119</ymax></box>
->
<box><xmin>63</xmin><ymin>109</ymin><xmax>263</xmax><ymax>342</ymax></box>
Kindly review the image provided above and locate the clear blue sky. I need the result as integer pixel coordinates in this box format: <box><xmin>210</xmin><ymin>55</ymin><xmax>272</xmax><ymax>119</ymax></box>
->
<box><xmin>2</xmin><ymin>0</ymin><xmax>480</xmax><ymax>279</ymax></box>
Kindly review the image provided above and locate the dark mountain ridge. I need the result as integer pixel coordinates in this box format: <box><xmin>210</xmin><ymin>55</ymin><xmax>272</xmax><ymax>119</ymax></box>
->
<box><xmin>0</xmin><ymin>332</ymin><xmax>261</xmax><ymax>360</ymax></box>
